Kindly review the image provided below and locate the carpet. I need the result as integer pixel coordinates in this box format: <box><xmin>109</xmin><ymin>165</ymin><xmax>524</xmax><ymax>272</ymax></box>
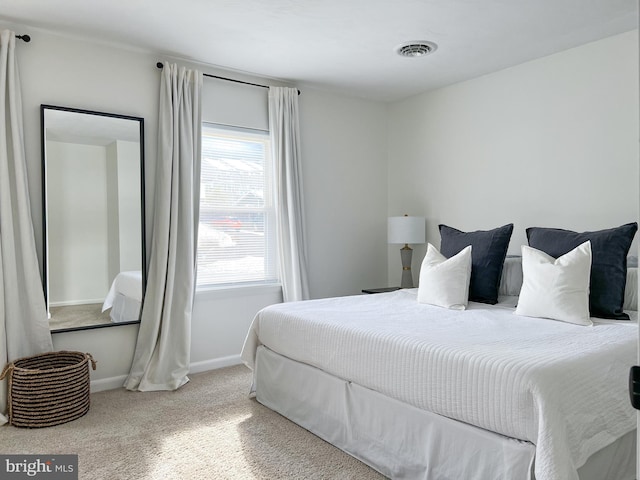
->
<box><xmin>0</xmin><ymin>365</ymin><xmax>385</xmax><ymax>479</ymax></box>
<box><xmin>49</xmin><ymin>303</ymin><xmax>113</xmax><ymax>331</ymax></box>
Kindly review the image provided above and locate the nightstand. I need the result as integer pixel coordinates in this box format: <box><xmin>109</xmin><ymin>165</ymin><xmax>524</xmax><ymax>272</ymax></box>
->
<box><xmin>362</xmin><ymin>287</ymin><xmax>401</xmax><ymax>294</ymax></box>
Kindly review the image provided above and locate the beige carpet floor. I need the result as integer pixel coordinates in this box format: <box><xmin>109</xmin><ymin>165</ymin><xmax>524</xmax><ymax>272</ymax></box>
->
<box><xmin>0</xmin><ymin>365</ymin><xmax>386</xmax><ymax>479</ymax></box>
<box><xmin>49</xmin><ymin>303</ymin><xmax>113</xmax><ymax>330</ymax></box>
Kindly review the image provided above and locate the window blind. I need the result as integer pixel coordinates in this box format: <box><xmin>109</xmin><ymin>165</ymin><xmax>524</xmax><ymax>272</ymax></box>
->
<box><xmin>197</xmin><ymin>123</ymin><xmax>278</xmax><ymax>287</ymax></box>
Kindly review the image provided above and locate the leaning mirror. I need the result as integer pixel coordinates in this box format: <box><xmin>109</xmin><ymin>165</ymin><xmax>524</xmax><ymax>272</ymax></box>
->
<box><xmin>41</xmin><ymin>105</ymin><xmax>146</xmax><ymax>332</ymax></box>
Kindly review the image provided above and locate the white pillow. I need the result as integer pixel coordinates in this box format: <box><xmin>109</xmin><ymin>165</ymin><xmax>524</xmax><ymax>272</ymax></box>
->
<box><xmin>417</xmin><ymin>243</ymin><xmax>472</xmax><ymax>310</ymax></box>
<box><xmin>515</xmin><ymin>241</ymin><xmax>592</xmax><ymax>326</ymax></box>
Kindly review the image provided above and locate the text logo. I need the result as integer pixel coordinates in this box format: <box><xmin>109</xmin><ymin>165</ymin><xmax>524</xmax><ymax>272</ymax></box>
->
<box><xmin>0</xmin><ymin>455</ymin><xmax>77</xmax><ymax>479</ymax></box>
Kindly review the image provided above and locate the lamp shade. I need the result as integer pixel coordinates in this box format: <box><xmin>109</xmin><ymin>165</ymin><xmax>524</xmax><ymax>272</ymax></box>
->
<box><xmin>388</xmin><ymin>216</ymin><xmax>425</xmax><ymax>245</ymax></box>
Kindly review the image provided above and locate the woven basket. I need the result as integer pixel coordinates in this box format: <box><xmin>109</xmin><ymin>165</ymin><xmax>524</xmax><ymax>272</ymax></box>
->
<box><xmin>0</xmin><ymin>351</ymin><xmax>97</xmax><ymax>428</ymax></box>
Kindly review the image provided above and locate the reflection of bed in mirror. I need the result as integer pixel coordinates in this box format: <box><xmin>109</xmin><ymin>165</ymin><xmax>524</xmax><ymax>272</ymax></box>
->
<box><xmin>102</xmin><ymin>271</ymin><xmax>143</xmax><ymax>323</ymax></box>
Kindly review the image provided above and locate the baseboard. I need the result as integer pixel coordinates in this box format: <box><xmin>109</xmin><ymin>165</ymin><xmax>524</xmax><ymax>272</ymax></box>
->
<box><xmin>189</xmin><ymin>354</ymin><xmax>243</xmax><ymax>374</ymax></box>
<box><xmin>91</xmin><ymin>375</ymin><xmax>128</xmax><ymax>392</ymax></box>
<box><xmin>89</xmin><ymin>355</ymin><xmax>243</xmax><ymax>393</ymax></box>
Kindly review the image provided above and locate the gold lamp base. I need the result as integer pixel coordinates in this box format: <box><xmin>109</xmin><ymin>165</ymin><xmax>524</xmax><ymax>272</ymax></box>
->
<box><xmin>400</xmin><ymin>244</ymin><xmax>413</xmax><ymax>288</ymax></box>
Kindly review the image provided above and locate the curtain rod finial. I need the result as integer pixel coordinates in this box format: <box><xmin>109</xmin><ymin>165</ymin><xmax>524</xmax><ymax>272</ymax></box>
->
<box><xmin>156</xmin><ymin>62</ymin><xmax>163</xmax><ymax>69</ymax></box>
<box><xmin>16</xmin><ymin>34</ymin><xmax>31</xmax><ymax>42</ymax></box>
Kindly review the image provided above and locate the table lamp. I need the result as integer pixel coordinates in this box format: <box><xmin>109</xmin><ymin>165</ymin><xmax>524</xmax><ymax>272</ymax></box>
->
<box><xmin>388</xmin><ymin>215</ymin><xmax>426</xmax><ymax>288</ymax></box>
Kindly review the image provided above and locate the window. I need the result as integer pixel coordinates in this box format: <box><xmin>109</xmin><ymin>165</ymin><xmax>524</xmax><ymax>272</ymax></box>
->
<box><xmin>197</xmin><ymin>123</ymin><xmax>278</xmax><ymax>287</ymax></box>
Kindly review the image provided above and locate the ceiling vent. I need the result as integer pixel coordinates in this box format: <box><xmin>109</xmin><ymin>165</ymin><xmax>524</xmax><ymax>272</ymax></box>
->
<box><xmin>396</xmin><ymin>41</ymin><xmax>438</xmax><ymax>58</ymax></box>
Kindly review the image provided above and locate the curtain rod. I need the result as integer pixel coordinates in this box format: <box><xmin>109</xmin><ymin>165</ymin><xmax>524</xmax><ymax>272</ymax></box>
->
<box><xmin>156</xmin><ymin>62</ymin><xmax>300</xmax><ymax>95</ymax></box>
<box><xmin>16</xmin><ymin>34</ymin><xmax>31</xmax><ymax>42</ymax></box>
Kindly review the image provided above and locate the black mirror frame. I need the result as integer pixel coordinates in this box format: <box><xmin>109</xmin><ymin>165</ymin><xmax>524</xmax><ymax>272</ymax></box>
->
<box><xmin>40</xmin><ymin>104</ymin><xmax>146</xmax><ymax>333</ymax></box>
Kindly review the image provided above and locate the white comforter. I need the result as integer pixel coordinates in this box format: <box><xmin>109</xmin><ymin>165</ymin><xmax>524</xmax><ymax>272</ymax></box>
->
<box><xmin>241</xmin><ymin>289</ymin><xmax>637</xmax><ymax>480</ymax></box>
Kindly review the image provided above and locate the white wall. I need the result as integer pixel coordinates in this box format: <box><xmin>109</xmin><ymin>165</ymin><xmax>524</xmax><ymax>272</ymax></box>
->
<box><xmin>106</xmin><ymin>139</ymin><xmax>142</xmax><ymax>283</ymax></box>
<box><xmin>114</xmin><ymin>140</ymin><xmax>142</xmax><ymax>275</ymax></box>
<box><xmin>299</xmin><ymin>89</ymin><xmax>389</xmax><ymax>298</ymax></box>
<box><xmin>47</xmin><ymin>141</ymin><xmax>109</xmax><ymax>304</ymax></box>
<box><xmin>105</xmin><ymin>141</ymin><xmax>121</xmax><ymax>283</ymax></box>
<box><xmin>4</xmin><ymin>23</ymin><xmax>389</xmax><ymax>389</ymax></box>
<box><xmin>387</xmin><ymin>30</ymin><xmax>639</xmax><ymax>286</ymax></box>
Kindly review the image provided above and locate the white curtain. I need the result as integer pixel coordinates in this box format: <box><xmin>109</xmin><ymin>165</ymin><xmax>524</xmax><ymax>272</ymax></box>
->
<box><xmin>268</xmin><ymin>87</ymin><xmax>310</xmax><ymax>302</ymax></box>
<box><xmin>0</xmin><ymin>30</ymin><xmax>53</xmax><ymax>424</ymax></box>
<box><xmin>124</xmin><ymin>62</ymin><xmax>202</xmax><ymax>391</ymax></box>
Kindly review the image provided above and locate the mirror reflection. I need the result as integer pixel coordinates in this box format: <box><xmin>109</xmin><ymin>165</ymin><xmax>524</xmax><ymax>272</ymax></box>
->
<box><xmin>41</xmin><ymin>105</ymin><xmax>146</xmax><ymax>332</ymax></box>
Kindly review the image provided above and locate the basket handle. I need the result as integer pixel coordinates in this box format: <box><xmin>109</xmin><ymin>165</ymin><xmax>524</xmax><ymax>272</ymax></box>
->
<box><xmin>0</xmin><ymin>363</ymin><xmax>14</xmax><ymax>381</ymax></box>
<box><xmin>86</xmin><ymin>353</ymin><xmax>97</xmax><ymax>371</ymax></box>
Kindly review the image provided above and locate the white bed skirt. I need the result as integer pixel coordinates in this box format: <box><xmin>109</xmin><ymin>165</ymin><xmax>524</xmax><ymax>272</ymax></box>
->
<box><xmin>254</xmin><ymin>346</ymin><xmax>636</xmax><ymax>480</ymax></box>
<box><xmin>109</xmin><ymin>292</ymin><xmax>141</xmax><ymax>323</ymax></box>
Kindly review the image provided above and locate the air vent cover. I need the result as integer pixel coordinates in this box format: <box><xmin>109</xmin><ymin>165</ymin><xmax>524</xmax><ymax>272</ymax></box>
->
<box><xmin>396</xmin><ymin>41</ymin><xmax>438</xmax><ymax>58</ymax></box>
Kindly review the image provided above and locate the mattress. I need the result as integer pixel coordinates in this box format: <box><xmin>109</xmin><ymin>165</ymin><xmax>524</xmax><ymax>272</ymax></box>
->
<box><xmin>241</xmin><ymin>289</ymin><xmax>637</xmax><ymax>480</ymax></box>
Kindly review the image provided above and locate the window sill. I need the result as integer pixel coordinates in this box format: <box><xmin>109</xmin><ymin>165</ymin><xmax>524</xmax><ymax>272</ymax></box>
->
<box><xmin>195</xmin><ymin>283</ymin><xmax>282</xmax><ymax>301</ymax></box>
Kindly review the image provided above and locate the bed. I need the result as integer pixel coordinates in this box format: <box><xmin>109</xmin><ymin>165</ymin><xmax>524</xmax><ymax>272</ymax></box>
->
<box><xmin>101</xmin><ymin>270</ymin><xmax>143</xmax><ymax>323</ymax></box>
<box><xmin>241</xmin><ymin>223</ymin><xmax>639</xmax><ymax>480</ymax></box>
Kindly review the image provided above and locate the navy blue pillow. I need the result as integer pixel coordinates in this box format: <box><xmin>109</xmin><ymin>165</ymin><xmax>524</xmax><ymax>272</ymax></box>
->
<box><xmin>526</xmin><ymin>223</ymin><xmax>638</xmax><ymax>320</ymax></box>
<box><xmin>439</xmin><ymin>224</ymin><xmax>513</xmax><ymax>305</ymax></box>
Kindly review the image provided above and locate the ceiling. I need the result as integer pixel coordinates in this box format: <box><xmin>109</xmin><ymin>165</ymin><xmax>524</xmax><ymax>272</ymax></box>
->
<box><xmin>0</xmin><ymin>0</ymin><xmax>637</xmax><ymax>102</ymax></box>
